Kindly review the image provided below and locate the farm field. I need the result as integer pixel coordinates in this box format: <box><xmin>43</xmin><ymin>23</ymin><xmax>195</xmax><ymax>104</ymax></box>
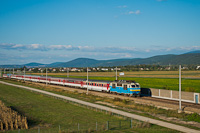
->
<box><xmin>29</xmin><ymin>71</ymin><xmax>200</xmax><ymax>92</ymax></box>
<box><xmin>31</xmin><ymin>70</ymin><xmax>200</xmax><ymax>78</ymax></box>
<box><xmin>0</xmin><ymin>83</ymin><xmax>179</xmax><ymax>132</ymax></box>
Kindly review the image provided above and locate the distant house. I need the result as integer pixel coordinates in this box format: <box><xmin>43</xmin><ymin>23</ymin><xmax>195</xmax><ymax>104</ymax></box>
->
<box><xmin>71</xmin><ymin>68</ymin><xmax>78</xmax><ymax>72</ymax></box>
<box><xmin>165</xmin><ymin>67</ymin><xmax>171</xmax><ymax>70</ymax></box>
<box><xmin>101</xmin><ymin>68</ymin><xmax>108</xmax><ymax>71</ymax></box>
<box><xmin>182</xmin><ymin>67</ymin><xmax>188</xmax><ymax>70</ymax></box>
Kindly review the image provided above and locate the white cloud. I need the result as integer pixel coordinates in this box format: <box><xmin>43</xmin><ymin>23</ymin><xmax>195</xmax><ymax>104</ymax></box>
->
<box><xmin>12</xmin><ymin>44</ymin><xmax>23</xmax><ymax>48</ymax></box>
<box><xmin>0</xmin><ymin>43</ymin><xmax>199</xmax><ymax>55</ymax></box>
<box><xmin>118</xmin><ymin>5</ymin><xmax>127</xmax><ymax>8</ymax></box>
<box><xmin>157</xmin><ymin>0</ymin><xmax>167</xmax><ymax>2</ymax></box>
<box><xmin>126</xmin><ymin>10</ymin><xmax>141</xmax><ymax>15</ymax></box>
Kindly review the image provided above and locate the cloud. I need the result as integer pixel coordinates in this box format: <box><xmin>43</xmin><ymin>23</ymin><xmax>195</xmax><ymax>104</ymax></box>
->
<box><xmin>117</xmin><ymin>5</ymin><xmax>127</xmax><ymax>8</ymax></box>
<box><xmin>157</xmin><ymin>0</ymin><xmax>167</xmax><ymax>2</ymax></box>
<box><xmin>0</xmin><ymin>43</ymin><xmax>200</xmax><ymax>55</ymax></box>
<box><xmin>125</xmin><ymin>10</ymin><xmax>141</xmax><ymax>15</ymax></box>
<box><xmin>49</xmin><ymin>45</ymin><xmax>79</xmax><ymax>50</ymax></box>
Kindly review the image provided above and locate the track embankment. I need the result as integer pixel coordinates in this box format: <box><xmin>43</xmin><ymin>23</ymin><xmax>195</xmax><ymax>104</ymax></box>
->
<box><xmin>0</xmin><ymin>80</ymin><xmax>199</xmax><ymax>133</ymax></box>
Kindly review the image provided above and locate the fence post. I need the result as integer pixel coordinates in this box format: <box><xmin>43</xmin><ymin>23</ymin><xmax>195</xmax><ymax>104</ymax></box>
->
<box><xmin>107</xmin><ymin>121</ymin><xmax>109</xmax><ymax>130</ymax></box>
<box><xmin>119</xmin><ymin>121</ymin><xmax>121</xmax><ymax>129</ymax></box>
<box><xmin>18</xmin><ymin>129</ymin><xmax>20</xmax><ymax>133</ymax></box>
<box><xmin>130</xmin><ymin>119</ymin><xmax>132</xmax><ymax>128</ymax></box>
<box><xmin>78</xmin><ymin>123</ymin><xmax>79</xmax><ymax>131</ymax></box>
<box><xmin>38</xmin><ymin>126</ymin><xmax>40</xmax><ymax>133</ymax></box>
<box><xmin>59</xmin><ymin>125</ymin><xmax>60</xmax><ymax>132</ymax></box>
<box><xmin>96</xmin><ymin>122</ymin><xmax>97</xmax><ymax>131</ymax></box>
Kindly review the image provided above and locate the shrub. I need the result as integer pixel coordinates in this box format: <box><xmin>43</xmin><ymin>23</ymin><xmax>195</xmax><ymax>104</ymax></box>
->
<box><xmin>113</xmin><ymin>97</ymin><xmax>122</xmax><ymax>102</ymax></box>
<box><xmin>187</xmin><ymin>113</ymin><xmax>200</xmax><ymax>123</ymax></box>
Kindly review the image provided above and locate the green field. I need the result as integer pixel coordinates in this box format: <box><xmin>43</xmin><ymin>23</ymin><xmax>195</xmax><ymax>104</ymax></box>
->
<box><xmin>0</xmin><ymin>83</ymin><xmax>179</xmax><ymax>132</ymax></box>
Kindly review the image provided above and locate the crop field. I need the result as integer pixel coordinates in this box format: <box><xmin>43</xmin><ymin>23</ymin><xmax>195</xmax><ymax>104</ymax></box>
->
<box><xmin>31</xmin><ymin>70</ymin><xmax>200</xmax><ymax>78</ymax></box>
<box><xmin>30</xmin><ymin>71</ymin><xmax>200</xmax><ymax>92</ymax></box>
<box><xmin>0</xmin><ymin>83</ymin><xmax>179</xmax><ymax>132</ymax></box>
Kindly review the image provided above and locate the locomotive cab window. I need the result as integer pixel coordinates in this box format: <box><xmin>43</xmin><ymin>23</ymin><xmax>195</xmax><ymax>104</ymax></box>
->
<box><xmin>131</xmin><ymin>85</ymin><xmax>136</xmax><ymax>88</ymax></box>
<box><xmin>123</xmin><ymin>85</ymin><xmax>127</xmax><ymax>90</ymax></box>
<box><xmin>136</xmin><ymin>84</ymin><xmax>140</xmax><ymax>88</ymax></box>
<box><xmin>112</xmin><ymin>83</ymin><xmax>116</xmax><ymax>88</ymax></box>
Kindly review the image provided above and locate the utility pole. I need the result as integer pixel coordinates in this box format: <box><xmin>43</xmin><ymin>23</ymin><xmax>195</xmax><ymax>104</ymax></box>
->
<box><xmin>116</xmin><ymin>67</ymin><xmax>117</xmax><ymax>80</ymax></box>
<box><xmin>87</xmin><ymin>67</ymin><xmax>88</xmax><ymax>95</ymax></box>
<box><xmin>13</xmin><ymin>68</ymin><xmax>14</xmax><ymax>75</ymax></box>
<box><xmin>24</xmin><ymin>67</ymin><xmax>25</xmax><ymax>81</ymax></box>
<box><xmin>67</xmin><ymin>68</ymin><xmax>69</xmax><ymax>78</ymax></box>
<box><xmin>178</xmin><ymin>65</ymin><xmax>182</xmax><ymax>113</ymax></box>
<box><xmin>46</xmin><ymin>68</ymin><xmax>47</xmax><ymax>86</ymax></box>
<box><xmin>0</xmin><ymin>69</ymin><xmax>2</xmax><ymax>78</ymax></box>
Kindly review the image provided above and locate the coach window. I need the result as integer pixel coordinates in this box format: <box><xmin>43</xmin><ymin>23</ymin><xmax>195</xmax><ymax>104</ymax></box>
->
<box><xmin>112</xmin><ymin>83</ymin><xmax>116</xmax><ymax>88</ymax></box>
<box><xmin>124</xmin><ymin>85</ymin><xmax>127</xmax><ymax>90</ymax></box>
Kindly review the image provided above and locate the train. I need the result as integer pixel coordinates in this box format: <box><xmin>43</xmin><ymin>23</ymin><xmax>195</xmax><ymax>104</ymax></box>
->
<box><xmin>3</xmin><ymin>74</ymin><xmax>141</xmax><ymax>97</ymax></box>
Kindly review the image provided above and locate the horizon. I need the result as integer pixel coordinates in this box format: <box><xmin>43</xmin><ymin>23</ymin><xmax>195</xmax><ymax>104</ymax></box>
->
<box><xmin>1</xmin><ymin>50</ymin><xmax>199</xmax><ymax>66</ymax></box>
<box><xmin>0</xmin><ymin>0</ymin><xmax>200</xmax><ymax>65</ymax></box>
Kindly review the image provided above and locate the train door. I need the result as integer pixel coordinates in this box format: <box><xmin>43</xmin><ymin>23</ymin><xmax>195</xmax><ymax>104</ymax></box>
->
<box><xmin>122</xmin><ymin>84</ymin><xmax>128</xmax><ymax>94</ymax></box>
<box><xmin>194</xmin><ymin>93</ymin><xmax>199</xmax><ymax>104</ymax></box>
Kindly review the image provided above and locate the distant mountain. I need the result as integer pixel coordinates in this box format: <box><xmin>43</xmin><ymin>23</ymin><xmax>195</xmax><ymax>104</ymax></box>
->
<box><xmin>0</xmin><ymin>52</ymin><xmax>199</xmax><ymax>68</ymax></box>
<box><xmin>24</xmin><ymin>62</ymin><xmax>45</xmax><ymax>67</ymax></box>
<box><xmin>185</xmin><ymin>50</ymin><xmax>200</xmax><ymax>54</ymax></box>
<box><xmin>54</xmin><ymin>58</ymin><xmax>102</xmax><ymax>67</ymax></box>
<box><xmin>47</xmin><ymin>62</ymin><xmax>64</xmax><ymax>67</ymax></box>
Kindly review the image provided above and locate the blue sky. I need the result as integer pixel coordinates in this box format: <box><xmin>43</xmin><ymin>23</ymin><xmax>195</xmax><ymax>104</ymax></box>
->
<box><xmin>0</xmin><ymin>0</ymin><xmax>200</xmax><ymax>65</ymax></box>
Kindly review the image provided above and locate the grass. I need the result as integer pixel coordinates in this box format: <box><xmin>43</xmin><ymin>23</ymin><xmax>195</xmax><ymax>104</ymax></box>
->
<box><xmin>1</xmin><ymin>79</ymin><xmax>200</xmax><ymax>130</ymax></box>
<box><xmin>0</xmin><ymin>81</ymin><xmax>179</xmax><ymax>132</ymax></box>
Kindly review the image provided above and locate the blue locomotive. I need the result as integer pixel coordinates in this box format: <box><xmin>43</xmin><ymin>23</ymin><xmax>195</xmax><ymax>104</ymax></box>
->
<box><xmin>109</xmin><ymin>80</ymin><xmax>141</xmax><ymax>97</ymax></box>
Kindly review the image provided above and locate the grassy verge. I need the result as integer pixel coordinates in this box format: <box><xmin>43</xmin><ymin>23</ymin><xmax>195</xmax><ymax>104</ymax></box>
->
<box><xmin>0</xmin><ymin>81</ymin><xmax>179</xmax><ymax>133</ymax></box>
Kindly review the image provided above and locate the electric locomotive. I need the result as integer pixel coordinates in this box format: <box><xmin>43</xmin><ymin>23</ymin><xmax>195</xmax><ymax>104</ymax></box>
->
<box><xmin>109</xmin><ymin>80</ymin><xmax>141</xmax><ymax>97</ymax></box>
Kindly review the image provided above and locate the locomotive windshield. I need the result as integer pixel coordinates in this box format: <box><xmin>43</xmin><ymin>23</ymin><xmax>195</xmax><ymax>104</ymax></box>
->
<box><xmin>131</xmin><ymin>85</ymin><xmax>136</xmax><ymax>88</ymax></box>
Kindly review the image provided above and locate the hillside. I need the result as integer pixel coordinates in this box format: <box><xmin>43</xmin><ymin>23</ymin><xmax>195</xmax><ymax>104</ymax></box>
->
<box><xmin>0</xmin><ymin>52</ymin><xmax>199</xmax><ymax>68</ymax></box>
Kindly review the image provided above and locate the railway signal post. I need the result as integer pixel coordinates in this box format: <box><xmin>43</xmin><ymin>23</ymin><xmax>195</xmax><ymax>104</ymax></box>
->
<box><xmin>178</xmin><ymin>65</ymin><xmax>182</xmax><ymax>113</ymax></box>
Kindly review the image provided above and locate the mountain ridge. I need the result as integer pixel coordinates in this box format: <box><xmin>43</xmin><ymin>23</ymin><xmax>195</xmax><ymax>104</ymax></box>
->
<box><xmin>0</xmin><ymin>52</ymin><xmax>200</xmax><ymax>68</ymax></box>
